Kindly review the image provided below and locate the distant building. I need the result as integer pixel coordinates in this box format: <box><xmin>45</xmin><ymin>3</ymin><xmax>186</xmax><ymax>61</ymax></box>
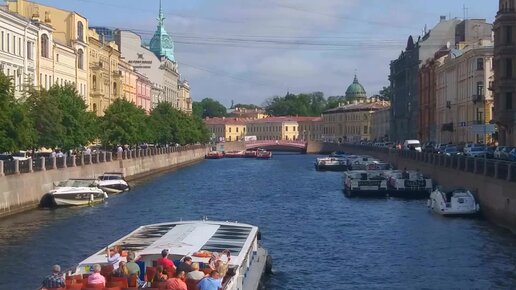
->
<box><xmin>228</xmin><ymin>107</ymin><xmax>267</xmax><ymax>119</ymax></box>
<box><xmin>493</xmin><ymin>0</ymin><xmax>516</xmax><ymax>145</ymax></box>
<box><xmin>91</xmin><ymin>26</ymin><xmax>115</xmax><ymax>42</ymax></box>
<box><xmin>322</xmin><ymin>100</ymin><xmax>390</xmax><ymax>142</ymax></box>
<box><xmin>345</xmin><ymin>75</ymin><xmax>368</xmax><ymax>101</ymax></box>
<box><xmin>204</xmin><ymin>117</ymin><xmax>247</xmax><ymax>142</ymax></box>
<box><xmin>135</xmin><ymin>71</ymin><xmax>152</xmax><ymax>113</ymax></box>
<box><xmin>371</xmin><ymin>107</ymin><xmax>391</xmax><ymax>141</ymax></box>
<box><xmin>297</xmin><ymin>117</ymin><xmax>323</xmax><ymax>141</ymax></box>
<box><xmin>247</xmin><ymin>116</ymin><xmax>307</xmax><ymax>141</ymax></box>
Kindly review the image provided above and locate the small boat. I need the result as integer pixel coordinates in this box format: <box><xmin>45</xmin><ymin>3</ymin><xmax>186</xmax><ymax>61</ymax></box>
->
<box><xmin>342</xmin><ymin>170</ymin><xmax>388</xmax><ymax>197</ymax></box>
<box><xmin>256</xmin><ymin>149</ymin><xmax>272</xmax><ymax>159</ymax></box>
<box><xmin>329</xmin><ymin>151</ymin><xmax>349</xmax><ymax>158</ymax></box>
<box><xmin>314</xmin><ymin>157</ymin><xmax>348</xmax><ymax>171</ymax></box>
<box><xmin>40</xmin><ymin>179</ymin><xmax>108</xmax><ymax>207</ymax></box>
<box><xmin>428</xmin><ymin>187</ymin><xmax>480</xmax><ymax>216</ymax></box>
<box><xmin>383</xmin><ymin>170</ymin><xmax>433</xmax><ymax>198</ymax></box>
<box><xmin>97</xmin><ymin>172</ymin><xmax>130</xmax><ymax>194</ymax></box>
<box><xmin>205</xmin><ymin>151</ymin><xmax>224</xmax><ymax>159</ymax></box>
<box><xmin>72</xmin><ymin>220</ymin><xmax>272</xmax><ymax>290</ymax></box>
<box><xmin>224</xmin><ymin>151</ymin><xmax>245</xmax><ymax>158</ymax></box>
<box><xmin>349</xmin><ymin>159</ymin><xmax>391</xmax><ymax>171</ymax></box>
<box><xmin>244</xmin><ymin>150</ymin><xmax>257</xmax><ymax>158</ymax></box>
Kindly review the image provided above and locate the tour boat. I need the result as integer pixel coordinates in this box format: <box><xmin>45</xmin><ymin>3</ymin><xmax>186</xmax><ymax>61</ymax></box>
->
<box><xmin>314</xmin><ymin>157</ymin><xmax>348</xmax><ymax>171</ymax></box>
<box><xmin>329</xmin><ymin>151</ymin><xmax>349</xmax><ymax>158</ymax></box>
<box><xmin>40</xmin><ymin>178</ymin><xmax>108</xmax><ymax>207</ymax></box>
<box><xmin>349</xmin><ymin>159</ymin><xmax>391</xmax><ymax>171</ymax></box>
<box><xmin>342</xmin><ymin>170</ymin><xmax>388</xmax><ymax>197</ymax></box>
<box><xmin>72</xmin><ymin>220</ymin><xmax>272</xmax><ymax>290</ymax></box>
<box><xmin>97</xmin><ymin>172</ymin><xmax>130</xmax><ymax>194</ymax></box>
<box><xmin>427</xmin><ymin>187</ymin><xmax>480</xmax><ymax>216</ymax></box>
<box><xmin>256</xmin><ymin>149</ymin><xmax>272</xmax><ymax>159</ymax></box>
<box><xmin>244</xmin><ymin>150</ymin><xmax>257</xmax><ymax>158</ymax></box>
<box><xmin>205</xmin><ymin>151</ymin><xmax>224</xmax><ymax>159</ymax></box>
<box><xmin>224</xmin><ymin>151</ymin><xmax>245</xmax><ymax>158</ymax></box>
<box><xmin>382</xmin><ymin>170</ymin><xmax>433</xmax><ymax>198</ymax></box>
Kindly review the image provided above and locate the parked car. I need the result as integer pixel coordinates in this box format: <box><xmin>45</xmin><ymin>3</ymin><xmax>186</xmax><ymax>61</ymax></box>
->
<box><xmin>443</xmin><ymin>146</ymin><xmax>461</xmax><ymax>156</ymax></box>
<box><xmin>463</xmin><ymin>143</ymin><xmax>476</xmax><ymax>155</ymax></box>
<box><xmin>423</xmin><ymin>144</ymin><xmax>436</xmax><ymax>153</ymax></box>
<box><xmin>508</xmin><ymin>148</ymin><xmax>516</xmax><ymax>161</ymax></box>
<box><xmin>486</xmin><ymin>146</ymin><xmax>496</xmax><ymax>159</ymax></box>
<box><xmin>500</xmin><ymin>147</ymin><xmax>515</xmax><ymax>160</ymax></box>
<box><xmin>436</xmin><ymin>144</ymin><xmax>448</xmax><ymax>154</ymax></box>
<box><xmin>494</xmin><ymin>146</ymin><xmax>506</xmax><ymax>159</ymax></box>
<box><xmin>465</xmin><ymin>146</ymin><xmax>487</xmax><ymax>158</ymax></box>
<box><xmin>403</xmin><ymin>139</ymin><xmax>422</xmax><ymax>152</ymax></box>
<box><xmin>11</xmin><ymin>151</ymin><xmax>30</xmax><ymax>161</ymax></box>
<box><xmin>0</xmin><ymin>154</ymin><xmax>14</xmax><ymax>161</ymax></box>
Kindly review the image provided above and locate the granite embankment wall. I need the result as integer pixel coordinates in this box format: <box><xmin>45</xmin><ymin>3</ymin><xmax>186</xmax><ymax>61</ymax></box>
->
<box><xmin>0</xmin><ymin>146</ymin><xmax>208</xmax><ymax>218</ymax></box>
<box><xmin>307</xmin><ymin>141</ymin><xmax>516</xmax><ymax>232</ymax></box>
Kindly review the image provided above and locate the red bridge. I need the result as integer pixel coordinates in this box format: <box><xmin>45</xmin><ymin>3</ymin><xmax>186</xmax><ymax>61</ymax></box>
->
<box><xmin>244</xmin><ymin>140</ymin><xmax>307</xmax><ymax>151</ymax></box>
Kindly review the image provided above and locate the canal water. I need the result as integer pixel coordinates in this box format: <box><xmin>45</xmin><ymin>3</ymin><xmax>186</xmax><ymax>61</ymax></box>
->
<box><xmin>2</xmin><ymin>153</ymin><xmax>516</xmax><ymax>289</ymax></box>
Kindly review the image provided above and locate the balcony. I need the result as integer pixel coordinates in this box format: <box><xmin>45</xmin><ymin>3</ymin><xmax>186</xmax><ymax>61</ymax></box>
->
<box><xmin>471</xmin><ymin>94</ymin><xmax>485</xmax><ymax>104</ymax></box>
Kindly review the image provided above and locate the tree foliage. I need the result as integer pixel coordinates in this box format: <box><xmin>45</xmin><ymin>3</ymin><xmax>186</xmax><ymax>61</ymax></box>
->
<box><xmin>192</xmin><ymin>98</ymin><xmax>227</xmax><ymax>118</ymax></box>
<box><xmin>99</xmin><ymin>98</ymin><xmax>150</xmax><ymax>146</ymax></box>
<box><xmin>378</xmin><ymin>86</ymin><xmax>393</xmax><ymax>101</ymax></box>
<box><xmin>264</xmin><ymin>92</ymin><xmax>327</xmax><ymax>116</ymax></box>
<box><xmin>232</xmin><ymin>103</ymin><xmax>262</xmax><ymax>110</ymax></box>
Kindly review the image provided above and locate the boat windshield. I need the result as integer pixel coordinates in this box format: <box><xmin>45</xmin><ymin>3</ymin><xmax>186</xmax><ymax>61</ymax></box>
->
<box><xmin>99</xmin><ymin>175</ymin><xmax>122</xmax><ymax>181</ymax></box>
<box><xmin>58</xmin><ymin>179</ymin><xmax>96</xmax><ymax>187</ymax></box>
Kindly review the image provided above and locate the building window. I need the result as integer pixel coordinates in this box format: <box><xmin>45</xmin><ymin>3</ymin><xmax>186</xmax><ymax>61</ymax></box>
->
<box><xmin>77</xmin><ymin>22</ymin><xmax>84</xmax><ymax>41</ymax></box>
<box><xmin>476</xmin><ymin>82</ymin><xmax>484</xmax><ymax>96</ymax></box>
<box><xmin>113</xmin><ymin>82</ymin><xmax>118</xmax><ymax>96</ymax></box>
<box><xmin>26</xmin><ymin>41</ymin><xmax>32</xmax><ymax>60</ymax></box>
<box><xmin>229</xmin><ymin>127</ymin><xmax>232</xmax><ymax>133</ymax></box>
<box><xmin>506</xmin><ymin>92</ymin><xmax>513</xmax><ymax>110</ymax></box>
<box><xmin>236</xmin><ymin>127</ymin><xmax>239</xmax><ymax>133</ymax></box>
<box><xmin>12</xmin><ymin>35</ymin><xmax>15</xmax><ymax>54</ymax></box>
<box><xmin>6</xmin><ymin>33</ymin><xmax>9</xmax><ymax>53</ymax></box>
<box><xmin>93</xmin><ymin>103</ymin><xmax>97</xmax><ymax>112</ymax></box>
<box><xmin>77</xmin><ymin>49</ymin><xmax>84</xmax><ymax>69</ymax></box>
<box><xmin>18</xmin><ymin>38</ymin><xmax>21</xmax><ymax>55</ymax></box>
<box><xmin>506</xmin><ymin>58</ymin><xmax>513</xmax><ymax>78</ymax></box>
<box><xmin>92</xmin><ymin>75</ymin><xmax>97</xmax><ymax>90</ymax></box>
<box><xmin>506</xmin><ymin>26</ymin><xmax>513</xmax><ymax>44</ymax></box>
<box><xmin>286</xmin><ymin>126</ymin><xmax>289</xmax><ymax>132</ymax></box>
<box><xmin>476</xmin><ymin>58</ymin><xmax>484</xmax><ymax>71</ymax></box>
<box><xmin>41</xmin><ymin>34</ymin><xmax>49</xmax><ymax>58</ymax></box>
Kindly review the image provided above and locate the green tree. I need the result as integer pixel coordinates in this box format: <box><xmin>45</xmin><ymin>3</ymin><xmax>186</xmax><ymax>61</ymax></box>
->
<box><xmin>232</xmin><ymin>103</ymin><xmax>261</xmax><ymax>110</ymax></box>
<box><xmin>378</xmin><ymin>86</ymin><xmax>392</xmax><ymax>101</ymax></box>
<box><xmin>99</xmin><ymin>99</ymin><xmax>150</xmax><ymax>146</ymax></box>
<box><xmin>193</xmin><ymin>98</ymin><xmax>227</xmax><ymax>118</ymax></box>
<box><xmin>264</xmin><ymin>92</ymin><xmax>326</xmax><ymax>116</ymax></box>
<box><xmin>25</xmin><ymin>88</ymin><xmax>64</xmax><ymax>149</ymax></box>
<box><xmin>326</xmin><ymin>96</ymin><xmax>346</xmax><ymax>110</ymax></box>
<box><xmin>0</xmin><ymin>73</ymin><xmax>35</xmax><ymax>152</ymax></box>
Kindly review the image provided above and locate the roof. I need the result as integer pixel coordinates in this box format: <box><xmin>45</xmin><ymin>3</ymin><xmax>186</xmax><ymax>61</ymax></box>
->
<box><xmin>204</xmin><ymin>117</ymin><xmax>246</xmax><ymax>125</ymax></box>
<box><xmin>324</xmin><ymin>101</ymin><xmax>390</xmax><ymax>114</ymax></box>
<box><xmin>248</xmin><ymin>116</ymin><xmax>318</xmax><ymax>124</ymax></box>
<box><xmin>345</xmin><ymin>75</ymin><xmax>367</xmax><ymax>99</ymax></box>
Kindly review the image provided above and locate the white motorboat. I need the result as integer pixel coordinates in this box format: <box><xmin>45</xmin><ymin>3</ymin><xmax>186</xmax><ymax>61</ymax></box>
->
<box><xmin>40</xmin><ymin>179</ymin><xmax>108</xmax><ymax>207</ymax></box>
<box><xmin>342</xmin><ymin>170</ymin><xmax>388</xmax><ymax>197</ymax></box>
<box><xmin>97</xmin><ymin>172</ymin><xmax>130</xmax><ymax>194</ymax></box>
<box><xmin>383</xmin><ymin>170</ymin><xmax>433</xmax><ymax>198</ymax></box>
<box><xmin>72</xmin><ymin>220</ymin><xmax>272</xmax><ymax>290</ymax></box>
<box><xmin>428</xmin><ymin>187</ymin><xmax>480</xmax><ymax>216</ymax></box>
<box><xmin>314</xmin><ymin>157</ymin><xmax>348</xmax><ymax>171</ymax></box>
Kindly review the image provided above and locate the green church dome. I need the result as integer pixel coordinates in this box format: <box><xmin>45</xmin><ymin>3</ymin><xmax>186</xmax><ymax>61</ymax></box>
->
<box><xmin>150</xmin><ymin>0</ymin><xmax>175</xmax><ymax>62</ymax></box>
<box><xmin>345</xmin><ymin>75</ymin><xmax>367</xmax><ymax>99</ymax></box>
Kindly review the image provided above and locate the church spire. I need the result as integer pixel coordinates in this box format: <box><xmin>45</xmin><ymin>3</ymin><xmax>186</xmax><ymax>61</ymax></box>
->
<box><xmin>150</xmin><ymin>0</ymin><xmax>175</xmax><ymax>62</ymax></box>
<box><xmin>158</xmin><ymin>0</ymin><xmax>165</xmax><ymax>26</ymax></box>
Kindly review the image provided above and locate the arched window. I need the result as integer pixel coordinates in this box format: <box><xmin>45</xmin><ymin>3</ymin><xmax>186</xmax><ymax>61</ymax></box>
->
<box><xmin>77</xmin><ymin>22</ymin><xmax>84</xmax><ymax>41</ymax></box>
<box><xmin>77</xmin><ymin>49</ymin><xmax>84</xmax><ymax>69</ymax></box>
<box><xmin>113</xmin><ymin>82</ymin><xmax>117</xmax><ymax>96</ymax></box>
<box><xmin>41</xmin><ymin>34</ymin><xmax>49</xmax><ymax>58</ymax></box>
<box><xmin>92</xmin><ymin>103</ymin><xmax>97</xmax><ymax>112</ymax></box>
<box><xmin>92</xmin><ymin>75</ymin><xmax>97</xmax><ymax>90</ymax></box>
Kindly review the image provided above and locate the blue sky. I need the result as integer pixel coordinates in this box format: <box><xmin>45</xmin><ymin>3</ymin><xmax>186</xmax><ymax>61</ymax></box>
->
<box><xmin>26</xmin><ymin>0</ymin><xmax>497</xmax><ymax>106</ymax></box>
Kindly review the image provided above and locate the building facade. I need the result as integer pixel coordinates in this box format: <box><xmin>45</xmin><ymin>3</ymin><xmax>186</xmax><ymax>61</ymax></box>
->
<box><xmin>136</xmin><ymin>71</ymin><xmax>152</xmax><ymax>113</ymax></box>
<box><xmin>0</xmin><ymin>8</ymin><xmax>38</xmax><ymax>98</ymax></box>
<box><xmin>494</xmin><ymin>0</ymin><xmax>516</xmax><ymax>145</ymax></box>
<box><xmin>435</xmin><ymin>43</ymin><xmax>494</xmax><ymax>144</ymax></box>
<box><xmin>370</xmin><ymin>108</ymin><xmax>391</xmax><ymax>141</ymax></box>
<box><xmin>322</xmin><ymin>101</ymin><xmax>390</xmax><ymax>142</ymax></box>
<box><xmin>228</xmin><ymin>107</ymin><xmax>268</xmax><ymax>119</ymax></box>
<box><xmin>247</xmin><ymin>117</ymin><xmax>301</xmax><ymax>141</ymax></box>
<box><xmin>204</xmin><ymin>117</ymin><xmax>247</xmax><ymax>142</ymax></box>
<box><xmin>297</xmin><ymin>117</ymin><xmax>322</xmax><ymax>141</ymax></box>
<box><xmin>178</xmin><ymin>80</ymin><xmax>192</xmax><ymax>114</ymax></box>
<box><xmin>8</xmin><ymin>0</ymin><xmax>88</xmax><ymax>102</ymax></box>
<box><xmin>119</xmin><ymin>59</ymin><xmax>137</xmax><ymax>105</ymax></box>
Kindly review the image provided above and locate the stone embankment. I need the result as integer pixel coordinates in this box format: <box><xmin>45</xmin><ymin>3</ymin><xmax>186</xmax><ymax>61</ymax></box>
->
<box><xmin>0</xmin><ymin>145</ymin><xmax>208</xmax><ymax>218</ymax></box>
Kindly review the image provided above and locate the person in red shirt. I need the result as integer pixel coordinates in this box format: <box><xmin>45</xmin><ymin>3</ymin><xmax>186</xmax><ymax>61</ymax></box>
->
<box><xmin>157</xmin><ymin>249</ymin><xmax>176</xmax><ymax>272</ymax></box>
<box><xmin>165</xmin><ymin>270</ymin><xmax>187</xmax><ymax>290</ymax></box>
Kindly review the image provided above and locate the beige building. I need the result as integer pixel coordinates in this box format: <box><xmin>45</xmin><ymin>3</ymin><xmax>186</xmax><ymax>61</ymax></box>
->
<box><xmin>247</xmin><ymin>117</ymin><xmax>302</xmax><ymax>141</ymax></box>
<box><xmin>370</xmin><ymin>108</ymin><xmax>391</xmax><ymax>141</ymax></box>
<box><xmin>435</xmin><ymin>42</ymin><xmax>494</xmax><ymax>144</ymax></box>
<box><xmin>178</xmin><ymin>80</ymin><xmax>192</xmax><ymax>114</ymax></box>
<box><xmin>88</xmin><ymin>28</ymin><xmax>121</xmax><ymax>115</ymax></box>
<box><xmin>8</xmin><ymin>0</ymin><xmax>88</xmax><ymax>100</ymax></box>
<box><xmin>297</xmin><ymin>117</ymin><xmax>322</xmax><ymax>141</ymax></box>
<box><xmin>119</xmin><ymin>59</ymin><xmax>137</xmax><ymax>105</ymax></box>
<box><xmin>204</xmin><ymin>117</ymin><xmax>247</xmax><ymax>142</ymax></box>
<box><xmin>228</xmin><ymin>107</ymin><xmax>268</xmax><ymax>119</ymax></box>
<box><xmin>322</xmin><ymin>100</ymin><xmax>391</xmax><ymax>142</ymax></box>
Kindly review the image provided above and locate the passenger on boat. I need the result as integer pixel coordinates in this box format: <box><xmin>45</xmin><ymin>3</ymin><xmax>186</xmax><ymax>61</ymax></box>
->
<box><xmin>40</xmin><ymin>264</ymin><xmax>65</xmax><ymax>290</ymax></box>
<box><xmin>198</xmin><ymin>270</ymin><xmax>223</xmax><ymax>290</ymax></box>
<box><xmin>177</xmin><ymin>256</ymin><xmax>194</xmax><ymax>273</ymax></box>
<box><xmin>215</xmin><ymin>260</ymin><xmax>228</xmax><ymax>278</ymax></box>
<box><xmin>112</xmin><ymin>261</ymin><xmax>129</xmax><ymax>277</ymax></box>
<box><xmin>186</xmin><ymin>263</ymin><xmax>205</xmax><ymax>281</ymax></box>
<box><xmin>402</xmin><ymin>168</ymin><xmax>409</xmax><ymax>179</ymax></box>
<box><xmin>106</xmin><ymin>245</ymin><xmax>122</xmax><ymax>269</ymax></box>
<box><xmin>126</xmin><ymin>251</ymin><xmax>141</xmax><ymax>276</ymax></box>
<box><xmin>158</xmin><ymin>249</ymin><xmax>177</xmax><ymax>272</ymax></box>
<box><xmin>87</xmin><ymin>264</ymin><xmax>106</xmax><ymax>287</ymax></box>
<box><xmin>153</xmin><ymin>265</ymin><xmax>168</xmax><ymax>283</ymax></box>
<box><xmin>165</xmin><ymin>270</ymin><xmax>187</xmax><ymax>290</ymax></box>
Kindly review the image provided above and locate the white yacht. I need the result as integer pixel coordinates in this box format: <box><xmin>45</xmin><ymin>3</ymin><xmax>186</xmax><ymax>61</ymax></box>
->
<box><xmin>314</xmin><ymin>157</ymin><xmax>348</xmax><ymax>171</ymax></box>
<box><xmin>41</xmin><ymin>179</ymin><xmax>108</xmax><ymax>207</ymax></box>
<box><xmin>97</xmin><ymin>172</ymin><xmax>130</xmax><ymax>194</ymax></box>
<box><xmin>383</xmin><ymin>170</ymin><xmax>433</xmax><ymax>198</ymax></box>
<box><xmin>342</xmin><ymin>170</ymin><xmax>388</xmax><ymax>197</ymax></box>
<box><xmin>428</xmin><ymin>187</ymin><xmax>480</xmax><ymax>216</ymax></box>
<box><xmin>73</xmin><ymin>220</ymin><xmax>271</xmax><ymax>290</ymax></box>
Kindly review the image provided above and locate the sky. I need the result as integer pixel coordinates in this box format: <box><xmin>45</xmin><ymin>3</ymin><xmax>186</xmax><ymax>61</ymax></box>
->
<box><xmin>26</xmin><ymin>0</ymin><xmax>497</xmax><ymax>107</ymax></box>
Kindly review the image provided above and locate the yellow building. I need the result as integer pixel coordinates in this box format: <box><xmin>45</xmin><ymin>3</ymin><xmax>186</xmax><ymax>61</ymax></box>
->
<box><xmin>178</xmin><ymin>80</ymin><xmax>192</xmax><ymax>114</ymax></box>
<box><xmin>8</xmin><ymin>0</ymin><xmax>88</xmax><ymax>99</ymax></box>
<box><xmin>370</xmin><ymin>107</ymin><xmax>391</xmax><ymax>141</ymax></box>
<box><xmin>298</xmin><ymin>117</ymin><xmax>323</xmax><ymax>141</ymax></box>
<box><xmin>88</xmin><ymin>28</ymin><xmax>121</xmax><ymax>115</ymax></box>
<box><xmin>204</xmin><ymin>117</ymin><xmax>247</xmax><ymax>142</ymax></box>
<box><xmin>119</xmin><ymin>60</ymin><xmax>137</xmax><ymax>105</ymax></box>
<box><xmin>321</xmin><ymin>100</ymin><xmax>390</xmax><ymax>142</ymax></box>
<box><xmin>246</xmin><ymin>117</ymin><xmax>302</xmax><ymax>141</ymax></box>
<box><xmin>228</xmin><ymin>107</ymin><xmax>268</xmax><ymax>119</ymax></box>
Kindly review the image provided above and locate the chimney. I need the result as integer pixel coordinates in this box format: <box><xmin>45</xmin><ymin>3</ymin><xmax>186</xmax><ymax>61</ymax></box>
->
<box><xmin>440</xmin><ymin>15</ymin><xmax>446</xmax><ymax>22</ymax></box>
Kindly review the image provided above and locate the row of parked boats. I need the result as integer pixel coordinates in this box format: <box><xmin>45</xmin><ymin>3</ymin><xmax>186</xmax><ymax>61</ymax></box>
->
<box><xmin>315</xmin><ymin>152</ymin><xmax>480</xmax><ymax>216</ymax></box>
<box><xmin>205</xmin><ymin>148</ymin><xmax>273</xmax><ymax>159</ymax></box>
<box><xmin>39</xmin><ymin>172</ymin><xmax>130</xmax><ymax>207</ymax></box>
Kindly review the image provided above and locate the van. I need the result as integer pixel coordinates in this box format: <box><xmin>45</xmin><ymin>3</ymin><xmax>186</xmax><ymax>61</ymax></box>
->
<box><xmin>403</xmin><ymin>140</ymin><xmax>422</xmax><ymax>152</ymax></box>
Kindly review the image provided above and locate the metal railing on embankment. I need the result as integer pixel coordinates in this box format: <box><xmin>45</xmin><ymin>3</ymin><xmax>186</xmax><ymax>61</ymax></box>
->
<box><xmin>343</xmin><ymin>144</ymin><xmax>516</xmax><ymax>182</ymax></box>
<box><xmin>0</xmin><ymin>145</ymin><xmax>207</xmax><ymax>177</ymax></box>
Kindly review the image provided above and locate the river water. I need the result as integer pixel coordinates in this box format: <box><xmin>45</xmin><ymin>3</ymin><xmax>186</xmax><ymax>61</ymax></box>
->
<box><xmin>2</xmin><ymin>153</ymin><xmax>516</xmax><ymax>289</ymax></box>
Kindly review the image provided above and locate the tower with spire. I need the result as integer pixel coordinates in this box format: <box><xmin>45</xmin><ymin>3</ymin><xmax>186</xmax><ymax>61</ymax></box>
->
<box><xmin>150</xmin><ymin>0</ymin><xmax>175</xmax><ymax>62</ymax></box>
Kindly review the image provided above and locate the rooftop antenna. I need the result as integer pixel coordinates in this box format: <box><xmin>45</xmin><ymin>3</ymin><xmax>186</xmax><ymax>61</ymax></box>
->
<box><xmin>463</xmin><ymin>4</ymin><xmax>468</xmax><ymax>20</ymax></box>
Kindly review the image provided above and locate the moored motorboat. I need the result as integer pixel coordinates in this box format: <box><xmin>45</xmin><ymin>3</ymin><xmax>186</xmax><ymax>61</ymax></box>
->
<box><xmin>224</xmin><ymin>150</ymin><xmax>245</xmax><ymax>158</ymax></box>
<box><xmin>205</xmin><ymin>151</ymin><xmax>224</xmax><ymax>159</ymax></box>
<box><xmin>40</xmin><ymin>179</ymin><xmax>108</xmax><ymax>207</ymax></box>
<box><xmin>329</xmin><ymin>151</ymin><xmax>349</xmax><ymax>158</ymax></box>
<box><xmin>314</xmin><ymin>157</ymin><xmax>348</xmax><ymax>171</ymax></box>
<box><xmin>72</xmin><ymin>220</ymin><xmax>271</xmax><ymax>290</ymax></box>
<box><xmin>342</xmin><ymin>170</ymin><xmax>388</xmax><ymax>197</ymax></box>
<box><xmin>428</xmin><ymin>187</ymin><xmax>480</xmax><ymax>216</ymax></box>
<box><xmin>383</xmin><ymin>170</ymin><xmax>433</xmax><ymax>198</ymax></box>
<box><xmin>97</xmin><ymin>172</ymin><xmax>130</xmax><ymax>194</ymax></box>
<box><xmin>244</xmin><ymin>150</ymin><xmax>257</xmax><ymax>158</ymax></box>
<box><xmin>256</xmin><ymin>149</ymin><xmax>272</xmax><ymax>159</ymax></box>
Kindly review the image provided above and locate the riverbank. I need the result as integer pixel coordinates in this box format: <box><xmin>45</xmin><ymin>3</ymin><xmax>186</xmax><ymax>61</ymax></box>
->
<box><xmin>0</xmin><ymin>145</ymin><xmax>208</xmax><ymax>218</ymax></box>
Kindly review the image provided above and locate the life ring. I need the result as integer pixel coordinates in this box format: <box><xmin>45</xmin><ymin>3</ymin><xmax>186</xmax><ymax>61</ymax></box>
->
<box><xmin>193</xmin><ymin>251</ymin><xmax>212</xmax><ymax>258</ymax></box>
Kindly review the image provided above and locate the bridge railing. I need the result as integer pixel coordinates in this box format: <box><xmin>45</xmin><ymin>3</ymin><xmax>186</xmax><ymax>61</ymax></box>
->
<box><xmin>341</xmin><ymin>143</ymin><xmax>516</xmax><ymax>182</ymax></box>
